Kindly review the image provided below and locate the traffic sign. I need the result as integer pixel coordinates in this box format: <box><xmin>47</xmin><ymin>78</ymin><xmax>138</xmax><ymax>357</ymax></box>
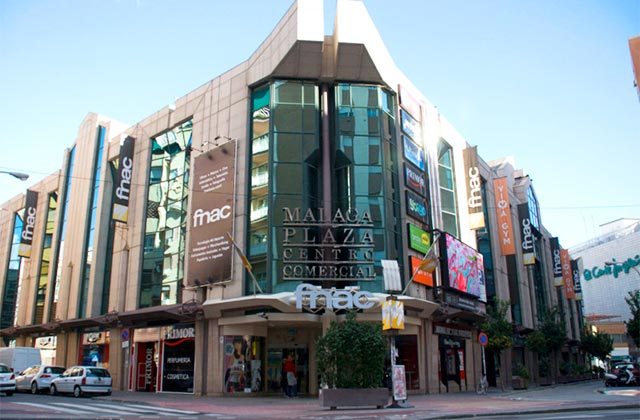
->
<box><xmin>478</xmin><ymin>332</ymin><xmax>488</xmax><ymax>347</ymax></box>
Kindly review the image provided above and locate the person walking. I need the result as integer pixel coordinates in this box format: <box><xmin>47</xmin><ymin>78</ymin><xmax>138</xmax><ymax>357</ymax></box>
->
<box><xmin>283</xmin><ymin>353</ymin><xmax>297</xmax><ymax>397</ymax></box>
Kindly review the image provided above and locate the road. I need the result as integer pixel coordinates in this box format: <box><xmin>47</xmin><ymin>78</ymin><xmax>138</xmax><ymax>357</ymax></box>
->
<box><xmin>456</xmin><ymin>408</ymin><xmax>640</xmax><ymax>420</ymax></box>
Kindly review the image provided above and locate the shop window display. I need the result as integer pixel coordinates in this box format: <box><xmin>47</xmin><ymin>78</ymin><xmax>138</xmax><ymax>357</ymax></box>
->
<box><xmin>223</xmin><ymin>336</ymin><xmax>264</xmax><ymax>393</ymax></box>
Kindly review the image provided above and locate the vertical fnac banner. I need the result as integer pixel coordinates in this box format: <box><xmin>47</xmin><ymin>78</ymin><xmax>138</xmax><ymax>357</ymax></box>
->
<box><xmin>517</xmin><ymin>203</ymin><xmax>535</xmax><ymax>265</ymax></box>
<box><xmin>550</xmin><ymin>237</ymin><xmax>563</xmax><ymax>286</ymax></box>
<box><xmin>462</xmin><ymin>146</ymin><xmax>485</xmax><ymax>229</ymax></box>
<box><xmin>492</xmin><ymin>177</ymin><xmax>515</xmax><ymax>255</ymax></box>
<box><xmin>187</xmin><ymin>142</ymin><xmax>236</xmax><ymax>287</ymax></box>
<box><xmin>113</xmin><ymin>136</ymin><xmax>135</xmax><ymax>223</ymax></box>
<box><xmin>571</xmin><ymin>259</ymin><xmax>582</xmax><ymax>300</ymax></box>
<box><xmin>18</xmin><ymin>190</ymin><xmax>39</xmax><ymax>258</ymax></box>
<box><xmin>560</xmin><ymin>249</ymin><xmax>575</xmax><ymax>299</ymax></box>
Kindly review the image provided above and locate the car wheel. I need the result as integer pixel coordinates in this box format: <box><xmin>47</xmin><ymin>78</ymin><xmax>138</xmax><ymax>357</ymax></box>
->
<box><xmin>31</xmin><ymin>382</ymin><xmax>39</xmax><ymax>394</ymax></box>
<box><xmin>50</xmin><ymin>384</ymin><xmax>57</xmax><ymax>396</ymax></box>
<box><xmin>73</xmin><ymin>385</ymin><xmax>82</xmax><ymax>398</ymax></box>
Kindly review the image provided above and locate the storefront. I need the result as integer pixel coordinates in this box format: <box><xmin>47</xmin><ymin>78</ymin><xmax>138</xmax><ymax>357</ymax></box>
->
<box><xmin>79</xmin><ymin>331</ymin><xmax>110</xmax><ymax>369</ymax></box>
<box><xmin>434</xmin><ymin>323</ymin><xmax>471</xmax><ymax>392</ymax></box>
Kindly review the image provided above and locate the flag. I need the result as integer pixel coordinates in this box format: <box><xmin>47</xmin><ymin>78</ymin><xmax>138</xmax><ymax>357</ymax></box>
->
<box><xmin>416</xmin><ymin>232</ymin><xmax>439</xmax><ymax>273</ymax></box>
<box><xmin>225</xmin><ymin>232</ymin><xmax>252</xmax><ymax>272</ymax></box>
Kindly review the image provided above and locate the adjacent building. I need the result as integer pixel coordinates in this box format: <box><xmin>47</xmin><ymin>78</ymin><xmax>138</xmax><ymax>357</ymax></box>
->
<box><xmin>0</xmin><ymin>0</ymin><xmax>584</xmax><ymax>395</ymax></box>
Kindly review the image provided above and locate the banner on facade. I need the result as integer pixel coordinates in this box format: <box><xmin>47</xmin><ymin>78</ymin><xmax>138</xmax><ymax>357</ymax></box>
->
<box><xmin>112</xmin><ymin>136</ymin><xmax>135</xmax><ymax>223</ymax></box>
<box><xmin>382</xmin><ymin>299</ymin><xmax>405</xmax><ymax>330</ymax></box>
<box><xmin>550</xmin><ymin>237</ymin><xmax>563</xmax><ymax>285</ymax></box>
<box><xmin>462</xmin><ymin>146</ymin><xmax>485</xmax><ymax>229</ymax></box>
<box><xmin>187</xmin><ymin>142</ymin><xmax>236</xmax><ymax>287</ymax></box>
<box><xmin>492</xmin><ymin>177</ymin><xmax>515</xmax><ymax>255</ymax></box>
<box><xmin>561</xmin><ymin>249</ymin><xmax>575</xmax><ymax>299</ymax></box>
<box><xmin>517</xmin><ymin>203</ymin><xmax>535</xmax><ymax>265</ymax></box>
<box><xmin>406</xmin><ymin>190</ymin><xmax>428</xmax><ymax>224</ymax></box>
<box><xmin>571</xmin><ymin>259</ymin><xmax>582</xmax><ymax>301</ymax></box>
<box><xmin>18</xmin><ymin>189</ymin><xmax>39</xmax><ymax>258</ymax></box>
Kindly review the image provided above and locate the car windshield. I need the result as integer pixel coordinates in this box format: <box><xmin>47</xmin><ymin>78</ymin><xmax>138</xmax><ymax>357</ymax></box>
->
<box><xmin>0</xmin><ymin>365</ymin><xmax>10</xmax><ymax>373</ymax></box>
<box><xmin>50</xmin><ymin>367</ymin><xmax>66</xmax><ymax>374</ymax></box>
<box><xmin>86</xmin><ymin>368</ymin><xmax>110</xmax><ymax>378</ymax></box>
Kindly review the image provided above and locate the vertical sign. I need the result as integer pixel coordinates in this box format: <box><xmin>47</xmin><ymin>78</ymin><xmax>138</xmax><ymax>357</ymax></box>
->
<box><xmin>113</xmin><ymin>136</ymin><xmax>135</xmax><ymax>223</ymax></box>
<box><xmin>382</xmin><ymin>300</ymin><xmax>405</xmax><ymax>330</ymax></box>
<box><xmin>550</xmin><ymin>237</ymin><xmax>563</xmax><ymax>286</ymax></box>
<box><xmin>462</xmin><ymin>147</ymin><xmax>485</xmax><ymax>229</ymax></box>
<box><xmin>187</xmin><ymin>142</ymin><xmax>236</xmax><ymax>286</ymax></box>
<box><xmin>517</xmin><ymin>203</ymin><xmax>535</xmax><ymax>265</ymax></box>
<box><xmin>571</xmin><ymin>259</ymin><xmax>582</xmax><ymax>301</ymax></box>
<box><xmin>492</xmin><ymin>177</ymin><xmax>515</xmax><ymax>255</ymax></box>
<box><xmin>392</xmin><ymin>364</ymin><xmax>407</xmax><ymax>401</ymax></box>
<box><xmin>18</xmin><ymin>190</ymin><xmax>39</xmax><ymax>258</ymax></box>
<box><xmin>560</xmin><ymin>249</ymin><xmax>575</xmax><ymax>299</ymax></box>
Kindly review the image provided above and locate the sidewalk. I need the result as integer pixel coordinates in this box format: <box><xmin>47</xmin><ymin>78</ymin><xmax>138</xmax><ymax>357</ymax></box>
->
<box><xmin>94</xmin><ymin>380</ymin><xmax>640</xmax><ymax>419</ymax></box>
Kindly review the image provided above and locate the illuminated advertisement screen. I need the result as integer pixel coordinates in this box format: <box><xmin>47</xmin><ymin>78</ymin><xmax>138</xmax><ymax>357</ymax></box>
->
<box><xmin>404</xmin><ymin>163</ymin><xmax>427</xmax><ymax>196</ymax></box>
<box><xmin>408</xmin><ymin>223</ymin><xmax>431</xmax><ymax>254</ymax></box>
<box><xmin>401</xmin><ymin>109</ymin><xmax>421</xmax><ymax>140</ymax></box>
<box><xmin>409</xmin><ymin>255</ymin><xmax>434</xmax><ymax>287</ymax></box>
<box><xmin>406</xmin><ymin>190</ymin><xmax>428</xmax><ymax>224</ymax></box>
<box><xmin>403</xmin><ymin>136</ymin><xmax>425</xmax><ymax>171</ymax></box>
<box><xmin>443</xmin><ymin>233</ymin><xmax>486</xmax><ymax>301</ymax></box>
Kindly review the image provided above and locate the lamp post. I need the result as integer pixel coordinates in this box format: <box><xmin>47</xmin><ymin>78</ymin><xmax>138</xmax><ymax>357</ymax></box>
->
<box><xmin>604</xmin><ymin>261</ymin><xmax>640</xmax><ymax>277</ymax></box>
<box><xmin>0</xmin><ymin>170</ymin><xmax>29</xmax><ymax>181</ymax></box>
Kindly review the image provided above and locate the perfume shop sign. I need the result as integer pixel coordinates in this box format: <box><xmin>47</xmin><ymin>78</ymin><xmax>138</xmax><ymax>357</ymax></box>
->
<box><xmin>281</xmin><ymin>207</ymin><xmax>375</xmax><ymax>281</ymax></box>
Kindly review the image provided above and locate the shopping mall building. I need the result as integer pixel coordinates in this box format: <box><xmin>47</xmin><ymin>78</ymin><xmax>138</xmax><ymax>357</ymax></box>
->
<box><xmin>0</xmin><ymin>0</ymin><xmax>584</xmax><ymax>395</ymax></box>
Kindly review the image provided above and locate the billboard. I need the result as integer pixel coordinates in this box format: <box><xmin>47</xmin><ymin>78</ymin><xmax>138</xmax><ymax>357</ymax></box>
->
<box><xmin>492</xmin><ymin>177</ymin><xmax>515</xmax><ymax>255</ymax></box>
<box><xmin>404</xmin><ymin>163</ymin><xmax>427</xmax><ymax>196</ymax></box>
<box><xmin>398</xmin><ymin>85</ymin><xmax>421</xmax><ymax>122</ymax></box>
<box><xmin>462</xmin><ymin>146</ymin><xmax>485</xmax><ymax>229</ymax></box>
<box><xmin>409</xmin><ymin>255</ymin><xmax>434</xmax><ymax>287</ymax></box>
<box><xmin>561</xmin><ymin>249</ymin><xmax>575</xmax><ymax>299</ymax></box>
<box><xmin>408</xmin><ymin>223</ymin><xmax>431</xmax><ymax>254</ymax></box>
<box><xmin>550</xmin><ymin>237</ymin><xmax>563</xmax><ymax>285</ymax></box>
<box><xmin>400</xmin><ymin>109</ymin><xmax>421</xmax><ymax>140</ymax></box>
<box><xmin>442</xmin><ymin>233</ymin><xmax>486</xmax><ymax>301</ymax></box>
<box><xmin>112</xmin><ymin>136</ymin><xmax>135</xmax><ymax>223</ymax></box>
<box><xmin>403</xmin><ymin>136</ymin><xmax>425</xmax><ymax>171</ymax></box>
<box><xmin>517</xmin><ymin>203</ymin><xmax>536</xmax><ymax>265</ymax></box>
<box><xmin>406</xmin><ymin>190</ymin><xmax>428</xmax><ymax>224</ymax></box>
<box><xmin>187</xmin><ymin>142</ymin><xmax>236</xmax><ymax>286</ymax></box>
<box><xmin>18</xmin><ymin>189</ymin><xmax>38</xmax><ymax>258</ymax></box>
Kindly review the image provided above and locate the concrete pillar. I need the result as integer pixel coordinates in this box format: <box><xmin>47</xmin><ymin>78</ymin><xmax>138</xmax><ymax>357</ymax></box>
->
<box><xmin>206</xmin><ymin>318</ymin><xmax>221</xmax><ymax>396</ymax></box>
<box><xmin>108</xmin><ymin>328</ymin><xmax>123</xmax><ymax>390</ymax></box>
<box><xmin>194</xmin><ymin>318</ymin><xmax>207</xmax><ymax>396</ymax></box>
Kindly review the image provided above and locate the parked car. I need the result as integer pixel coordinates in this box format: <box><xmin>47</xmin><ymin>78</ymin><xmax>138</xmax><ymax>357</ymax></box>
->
<box><xmin>50</xmin><ymin>366</ymin><xmax>111</xmax><ymax>397</ymax></box>
<box><xmin>15</xmin><ymin>365</ymin><xmax>66</xmax><ymax>394</ymax></box>
<box><xmin>0</xmin><ymin>363</ymin><xmax>16</xmax><ymax>396</ymax></box>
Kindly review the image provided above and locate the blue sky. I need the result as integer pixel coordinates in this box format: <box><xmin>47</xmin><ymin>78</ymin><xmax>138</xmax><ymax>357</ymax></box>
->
<box><xmin>0</xmin><ymin>0</ymin><xmax>638</xmax><ymax>248</ymax></box>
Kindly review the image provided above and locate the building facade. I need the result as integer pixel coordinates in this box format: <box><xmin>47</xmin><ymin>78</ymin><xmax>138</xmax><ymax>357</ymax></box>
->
<box><xmin>0</xmin><ymin>0</ymin><xmax>584</xmax><ymax>395</ymax></box>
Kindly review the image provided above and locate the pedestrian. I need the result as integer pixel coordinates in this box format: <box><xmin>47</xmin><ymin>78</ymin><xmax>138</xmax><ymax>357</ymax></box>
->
<box><xmin>283</xmin><ymin>353</ymin><xmax>297</xmax><ymax>397</ymax></box>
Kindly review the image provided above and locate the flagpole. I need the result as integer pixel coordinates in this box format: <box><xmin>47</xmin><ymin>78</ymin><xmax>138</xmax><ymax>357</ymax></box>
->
<box><xmin>401</xmin><ymin>231</ymin><xmax>440</xmax><ymax>296</ymax></box>
<box><xmin>226</xmin><ymin>232</ymin><xmax>263</xmax><ymax>295</ymax></box>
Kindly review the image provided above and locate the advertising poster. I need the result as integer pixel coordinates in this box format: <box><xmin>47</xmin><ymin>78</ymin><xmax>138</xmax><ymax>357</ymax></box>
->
<box><xmin>18</xmin><ymin>189</ymin><xmax>38</xmax><ymax>258</ymax></box>
<box><xmin>381</xmin><ymin>300</ymin><xmax>405</xmax><ymax>330</ymax></box>
<box><xmin>404</xmin><ymin>163</ymin><xmax>427</xmax><ymax>196</ymax></box>
<box><xmin>392</xmin><ymin>364</ymin><xmax>407</xmax><ymax>401</ymax></box>
<box><xmin>401</xmin><ymin>109</ymin><xmax>421</xmax><ymax>140</ymax></box>
<box><xmin>403</xmin><ymin>135</ymin><xmax>425</xmax><ymax>171</ymax></box>
<box><xmin>112</xmin><ymin>136</ymin><xmax>135</xmax><ymax>223</ymax></box>
<box><xmin>405</xmin><ymin>190</ymin><xmax>428</xmax><ymax>224</ymax></box>
<box><xmin>409</xmin><ymin>255</ymin><xmax>434</xmax><ymax>287</ymax></box>
<box><xmin>492</xmin><ymin>177</ymin><xmax>516</xmax><ymax>255</ymax></box>
<box><xmin>187</xmin><ymin>142</ymin><xmax>236</xmax><ymax>286</ymax></box>
<box><xmin>561</xmin><ymin>249</ymin><xmax>575</xmax><ymax>299</ymax></box>
<box><xmin>408</xmin><ymin>223</ymin><xmax>430</xmax><ymax>254</ymax></box>
<box><xmin>444</xmin><ymin>233</ymin><xmax>486</xmax><ymax>301</ymax></box>
<box><xmin>550</xmin><ymin>237</ymin><xmax>563</xmax><ymax>286</ymax></box>
<box><xmin>462</xmin><ymin>146</ymin><xmax>485</xmax><ymax>229</ymax></box>
<box><xmin>517</xmin><ymin>203</ymin><xmax>536</xmax><ymax>265</ymax></box>
<box><xmin>162</xmin><ymin>326</ymin><xmax>195</xmax><ymax>393</ymax></box>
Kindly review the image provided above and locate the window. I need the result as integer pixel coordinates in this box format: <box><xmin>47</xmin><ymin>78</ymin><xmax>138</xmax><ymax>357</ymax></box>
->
<box><xmin>438</xmin><ymin>140</ymin><xmax>458</xmax><ymax>237</ymax></box>
<box><xmin>34</xmin><ymin>192</ymin><xmax>58</xmax><ymax>324</ymax></box>
<box><xmin>527</xmin><ymin>186</ymin><xmax>540</xmax><ymax>230</ymax></box>
<box><xmin>1</xmin><ymin>212</ymin><xmax>24</xmax><ymax>333</ymax></box>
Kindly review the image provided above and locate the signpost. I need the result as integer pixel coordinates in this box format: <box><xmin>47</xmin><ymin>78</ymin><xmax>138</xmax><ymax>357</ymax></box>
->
<box><xmin>478</xmin><ymin>332</ymin><xmax>488</xmax><ymax>394</ymax></box>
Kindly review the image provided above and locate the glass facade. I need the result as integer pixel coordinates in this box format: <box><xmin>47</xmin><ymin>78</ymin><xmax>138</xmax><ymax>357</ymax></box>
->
<box><xmin>1</xmin><ymin>212</ymin><xmax>24</xmax><ymax>333</ymax></box>
<box><xmin>476</xmin><ymin>181</ymin><xmax>495</xmax><ymax>301</ymax></box>
<box><xmin>50</xmin><ymin>146</ymin><xmax>76</xmax><ymax>320</ymax></box>
<box><xmin>101</xmin><ymin>162</ymin><xmax>117</xmax><ymax>314</ymax></box>
<box><xmin>527</xmin><ymin>186</ymin><xmax>540</xmax><ymax>230</ymax></box>
<box><xmin>140</xmin><ymin>120</ymin><xmax>192</xmax><ymax>307</ymax></box>
<box><xmin>33</xmin><ymin>193</ymin><xmax>58</xmax><ymax>324</ymax></box>
<box><xmin>79</xmin><ymin>126</ymin><xmax>106</xmax><ymax>318</ymax></box>
<box><xmin>438</xmin><ymin>140</ymin><xmax>459</xmax><ymax>237</ymax></box>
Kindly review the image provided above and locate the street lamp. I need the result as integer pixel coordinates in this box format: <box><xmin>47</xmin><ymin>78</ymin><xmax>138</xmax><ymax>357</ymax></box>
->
<box><xmin>0</xmin><ymin>170</ymin><xmax>29</xmax><ymax>181</ymax></box>
<box><xmin>604</xmin><ymin>260</ymin><xmax>640</xmax><ymax>277</ymax></box>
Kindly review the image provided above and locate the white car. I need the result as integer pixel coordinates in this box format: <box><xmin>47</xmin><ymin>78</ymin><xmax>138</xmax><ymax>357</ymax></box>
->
<box><xmin>50</xmin><ymin>366</ymin><xmax>112</xmax><ymax>397</ymax></box>
<box><xmin>0</xmin><ymin>363</ymin><xmax>16</xmax><ymax>396</ymax></box>
<box><xmin>15</xmin><ymin>365</ymin><xmax>66</xmax><ymax>394</ymax></box>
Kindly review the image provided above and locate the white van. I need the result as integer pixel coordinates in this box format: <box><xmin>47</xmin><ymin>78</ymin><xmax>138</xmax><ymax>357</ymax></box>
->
<box><xmin>0</xmin><ymin>347</ymin><xmax>42</xmax><ymax>373</ymax></box>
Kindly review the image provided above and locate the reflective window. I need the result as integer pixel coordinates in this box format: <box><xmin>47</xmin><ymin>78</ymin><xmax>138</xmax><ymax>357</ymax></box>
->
<box><xmin>101</xmin><ymin>162</ymin><xmax>117</xmax><ymax>314</ymax></box>
<box><xmin>476</xmin><ymin>181</ymin><xmax>495</xmax><ymax>301</ymax></box>
<box><xmin>1</xmin><ymin>212</ymin><xmax>24</xmax><ymax>333</ymax></box>
<box><xmin>140</xmin><ymin>120</ymin><xmax>192</xmax><ymax>307</ymax></box>
<box><xmin>34</xmin><ymin>193</ymin><xmax>58</xmax><ymax>324</ymax></box>
<box><xmin>438</xmin><ymin>140</ymin><xmax>458</xmax><ymax>237</ymax></box>
<box><xmin>79</xmin><ymin>126</ymin><xmax>106</xmax><ymax>317</ymax></box>
<box><xmin>527</xmin><ymin>186</ymin><xmax>540</xmax><ymax>230</ymax></box>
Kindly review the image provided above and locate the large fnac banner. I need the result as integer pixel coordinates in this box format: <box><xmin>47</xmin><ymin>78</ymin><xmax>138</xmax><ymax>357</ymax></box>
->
<box><xmin>187</xmin><ymin>142</ymin><xmax>236</xmax><ymax>286</ymax></box>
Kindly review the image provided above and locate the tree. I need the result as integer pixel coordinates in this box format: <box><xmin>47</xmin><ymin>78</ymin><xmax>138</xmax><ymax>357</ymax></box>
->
<box><xmin>580</xmin><ymin>329</ymin><xmax>613</xmax><ymax>361</ymax></box>
<box><xmin>481</xmin><ymin>299</ymin><xmax>513</xmax><ymax>352</ymax></box>
<box><xmin>316</xmin><ymin>311</ymin><xmax>386</xmax><ymax>389</ymax></box>
<box><xmin>526</xmin><ymin>307</ymin><xmax>566</xmax><ymax>378</ymax></box>
<box><xmin>625</xmin><ymin>289</ymin><xmax>640</xmax><ymax>347</ymax></box>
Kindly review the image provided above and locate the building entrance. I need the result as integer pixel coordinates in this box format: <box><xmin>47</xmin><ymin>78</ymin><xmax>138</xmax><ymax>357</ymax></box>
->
<box><xmin>266</xmin><ymin>347</ymin><xmax>308</xmax><ymax>395</ymax></box>
<box><xmin>135</xmin><ymin>341</ymin><xmax>158</xmax><ymax>392</ymax></box>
